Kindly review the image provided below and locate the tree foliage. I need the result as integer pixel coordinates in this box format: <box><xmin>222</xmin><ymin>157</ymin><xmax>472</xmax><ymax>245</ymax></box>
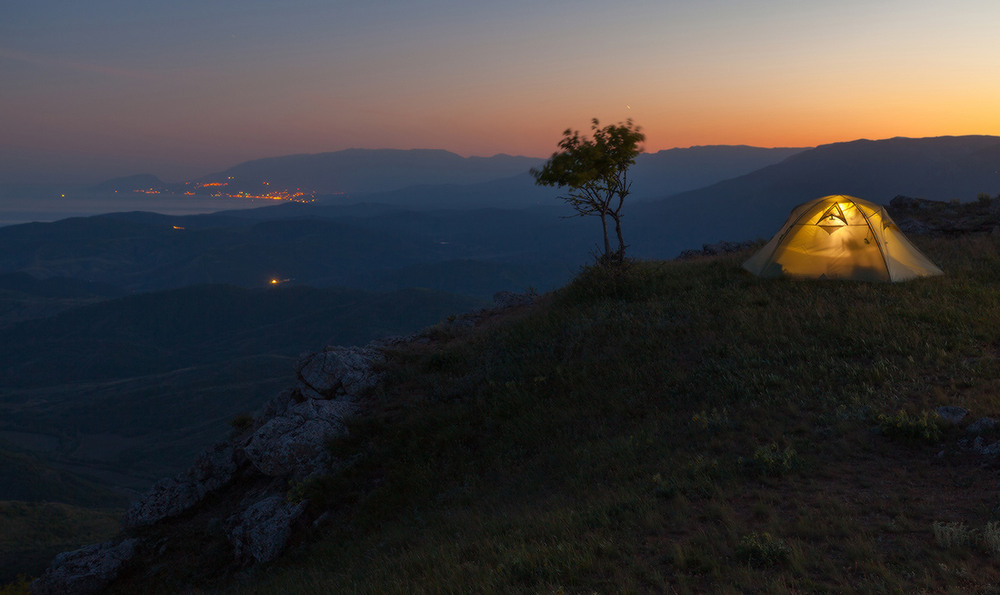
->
<box><xmin>531</xmin><ymin>118</ymin><xmax>645</xmax><ymax>265</ymax></box>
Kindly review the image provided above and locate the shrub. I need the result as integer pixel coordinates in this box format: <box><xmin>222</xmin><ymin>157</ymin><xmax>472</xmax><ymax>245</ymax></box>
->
<box><xmin>741</xmin><ymin>443</ymin><xmax>799</xmax><ymax>477</ymax></box>
<box><xmin>651</xmin><ymin>473</ymin><xmax>678</xmax><ymax>499</ymax></box>
<box><xmin>691</xmin><ymin>407</ymin><xmax>734</xmax><ymax>432</ymax></box>
<box><xmin>735</xmin><ymin>532</ymin><xmax>791</xmax><ymax>567</ymax></box>
<box><xmin>878</xmin><ymin>410</ymin><xmax>943</xmax><ymax>443</ymax></box>
<box><xmin>981</xmin><ymin>522</ymin><xmax>1000</xmax><ymax>555</ymax></box>
<box><xmin>933</xmin><ymin>520</ymin><xmax>1000</xmax><ymax>555</ymax></box>
<box><xmin>932</xmin><ymin>521</ymin><xmax>972</xmax><ymax>548</ymax></box>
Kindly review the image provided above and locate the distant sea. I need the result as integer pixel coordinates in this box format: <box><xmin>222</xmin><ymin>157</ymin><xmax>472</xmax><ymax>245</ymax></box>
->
<box><xmin>0</xmin><ymin>190</ymin><xmax>277</xmax><ymax>227</ymax></box>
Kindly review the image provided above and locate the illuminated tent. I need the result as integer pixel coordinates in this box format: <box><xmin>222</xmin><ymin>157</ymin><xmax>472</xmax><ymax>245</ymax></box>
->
<box><xmin>742</xmin><ymin>194</ymin><xmax>943</xmax><ymax>282</ymax></box>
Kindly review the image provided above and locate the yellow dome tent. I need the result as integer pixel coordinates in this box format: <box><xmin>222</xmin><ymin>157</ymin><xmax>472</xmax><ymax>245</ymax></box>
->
<box><xmin>742</xmin><ymin>194</ymin><xmax>943</xmax><ymax>282</ymax></box>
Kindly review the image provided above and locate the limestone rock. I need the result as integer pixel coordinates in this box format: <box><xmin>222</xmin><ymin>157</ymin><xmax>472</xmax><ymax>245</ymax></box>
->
<box><xmin>32</xmin><ymin>538</ymin><xmax>140</xmax><ymax>595</ymax></box>
<box><xmin>259</xmin><ymin>388</ymin><xmax>297</xmax><ymax>421</ymax></box>
<box><xmin>936</xmin><ymin>406</ymin><xmax>968</xmax><ymax>426</ymax></box>
<box><xmin>972</xmin><ymin>435</ymin><xmax>1000</xmax><ymax>456</ymax></box>
<box><xmin>967</xmin><ymin>417</ymin><xmax>999</xmax><ymax>435</ymax></box>
<box><xmin>124</xmin><ymin>442</ymin><xmax>237</xmax><ymax>527</ymax></box>
<box><xmin>296</xmin><ymin>346</ymin><xmax>385</xmax><ymax>401</ymax></box>
<box><xmin>244</xmin><ymin>398</ymin><xmax>355</xmax><ymax>477</ymax></box>
<box><xmin>226</xmin><ymin>496</ymin><xmax>306</xmax><ymax>563</ymax></box>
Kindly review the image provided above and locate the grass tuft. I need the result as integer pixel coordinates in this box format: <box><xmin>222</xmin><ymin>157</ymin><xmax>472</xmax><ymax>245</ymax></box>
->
<box><xmin>735</xmin><ymin>532</ymin><xmax>792</xmax><ymax>568</ymax></box>
<box><xmin>878</xmin><ymin>409</ymin><xmax>944</xmax><ymax>443</ymax></box>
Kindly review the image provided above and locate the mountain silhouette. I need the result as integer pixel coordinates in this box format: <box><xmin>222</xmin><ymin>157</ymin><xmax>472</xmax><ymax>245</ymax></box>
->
<box><xmin>630</xmin><ymin>135</ymin><xmax>1000</xmax><ymax>258</ymax></box>
<box><xmin>200</xmin><ymin>148</ymin><xmax>543</xmax><ymax>195</ymax></box>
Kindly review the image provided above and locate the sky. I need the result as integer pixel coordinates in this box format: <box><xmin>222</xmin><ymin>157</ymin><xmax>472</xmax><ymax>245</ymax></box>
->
<box><xmin>4</xmin><ymin>0</ymin><xmax>1000</xmax><ymax>184</ymax></box>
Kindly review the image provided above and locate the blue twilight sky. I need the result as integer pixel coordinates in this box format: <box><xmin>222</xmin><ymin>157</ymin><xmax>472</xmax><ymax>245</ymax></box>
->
<box><xmin>3</xmin><ymin>0</ymin><xmax>1000</xmax><ymax>184</ymax></box>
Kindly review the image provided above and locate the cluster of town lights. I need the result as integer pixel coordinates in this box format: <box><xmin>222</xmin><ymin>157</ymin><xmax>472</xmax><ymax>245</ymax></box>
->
<box><xmin>128</xmin><ymin>179</ymin><xmax>316</xmax><ymax>203</ymax></box>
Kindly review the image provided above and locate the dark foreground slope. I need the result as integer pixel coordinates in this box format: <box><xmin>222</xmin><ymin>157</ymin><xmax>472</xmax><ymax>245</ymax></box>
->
<box><xmin>84</xmin><ymin>228</ymin><xmax>1000</xmax><ymax>593</ymax></box>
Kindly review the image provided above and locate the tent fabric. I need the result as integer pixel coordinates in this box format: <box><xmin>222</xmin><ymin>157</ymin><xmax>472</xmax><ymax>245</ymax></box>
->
<box><xmin>742</xmin><ymin>194</ymin><xmax>944</xmax><ymax>282</ymax></box>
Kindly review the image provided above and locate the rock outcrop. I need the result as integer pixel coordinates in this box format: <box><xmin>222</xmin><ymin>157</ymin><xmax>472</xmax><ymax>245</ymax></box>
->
<box><xmin>889</xmin><ymin>195</ymin><xmax>1000</xmax><ymax>235</ymax></box>
<box><xmin>124</xmin><ymin>441</ymin><xmax>238</xmax><ymax>528</ymax></box>
<box><xmin>34</xmin><ymin>291</ymin><xmax>538</xmax><ymax>593</ymax></box>
<box><xmin>296</xmin><ymin>345</ymin><xmax>386</xmax><ymax>401</ymax></box>
<box><xmin>35</xmin><ymin>342</ymin><xmax>387</xmax><ymax>593</ymax></box>
<box><xmin>243</xmin><ymin>397</ymin><xmax>355</xmax><ymax>478</ymax></box>
<box><xmin>32</xmin><ymin>538</ymin><xmax>141</xmax><ymax>595</ymax></box>
<box><xmin>226</xmin><ymin>495</ymin><xmax>307</xmax><ymax>563</ymax></box>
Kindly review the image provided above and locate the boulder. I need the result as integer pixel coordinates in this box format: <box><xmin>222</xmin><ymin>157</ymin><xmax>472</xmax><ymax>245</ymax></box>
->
<box><xmin>226</xmin><ymin>496</ymin><xmax>306</xmax><ymax>563</ymax></box>
<box><xmin>32</xmin><ymin>538</ymin><xmax>140</xmax><ymax>595</ymax></box>
<box><xmin>243</xmin><ymin>398</ymin><xmax>355</xmax><ymax>478</ymax></box>
<box><xmin>936</xmin><ymin>406</ymin><xmax>968</xmax><ymax>426</ymax></box>
<box><xmin>124</xmin><ymin>442</ymin><xmax>238</xmax><ymax>527</ymax></box>
<box><xmin>259</xmin><ymin>388</ymin><xmax>297</xmax><ymax>421</ymax></box>
<box><xmin>972</xmin><ymin>435</ymin><xmax>1000</xmax><ymax>456</ymax></box>
<box><xmin>296</xmin><ymin>346</ymin><xmax>385</xmax><ymax>401</ymax></box>
<box><xmin>967</xmin><ymin>417</ymin><xmax>1000</xmax><ymax>435</ymax></box>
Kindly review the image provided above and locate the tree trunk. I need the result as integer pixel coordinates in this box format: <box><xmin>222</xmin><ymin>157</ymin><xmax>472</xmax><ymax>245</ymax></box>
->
<box><xmin>613</xmin><ymin>215</ymin><xmax>625</xmax><ymax>261</ymax></box>
<box><xmin>600</xmin><ymin>215</ymin><xmax>611</xmax><ymax>260</ymax></box>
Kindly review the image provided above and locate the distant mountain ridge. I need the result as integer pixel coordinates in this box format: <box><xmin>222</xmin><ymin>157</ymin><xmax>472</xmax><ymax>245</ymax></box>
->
<box><xmin>202</xmin><ymin>148</ymin><xmax>544</xmax><ymax>195</ymax></box>
<box><xmin>203</xmin><ymin>145</ymin><xmax>809</xmax><ymax>202</ymax></box>
<box><xmin>81</xmin><ymin>145</ymin><xmax>808</xmax><ymax>209</ymax></box>
<box><xmin>630</xmin><ymin>145</ymin><xmax>806</xmax><ymax>200</ymax></box>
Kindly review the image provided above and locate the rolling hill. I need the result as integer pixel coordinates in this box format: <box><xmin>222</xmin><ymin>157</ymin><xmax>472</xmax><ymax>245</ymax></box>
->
<box><xmin>0</xmin><ymin>283</ymin><xmax>484</xmax><ymax>496</ymax></box>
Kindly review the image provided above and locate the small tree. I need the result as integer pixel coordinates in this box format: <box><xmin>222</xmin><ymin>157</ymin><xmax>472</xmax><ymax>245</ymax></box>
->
<box><xmin>531</xmin><ymin>118</ymin><xmax>645</xmax><ymax>265</ymax></box>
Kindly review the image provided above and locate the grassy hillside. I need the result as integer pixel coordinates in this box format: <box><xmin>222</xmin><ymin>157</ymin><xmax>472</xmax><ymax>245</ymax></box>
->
<box><xmin>104</xmin><ymin>233</ymin><xmax>1000</xmax><ymax>592</ymax></box>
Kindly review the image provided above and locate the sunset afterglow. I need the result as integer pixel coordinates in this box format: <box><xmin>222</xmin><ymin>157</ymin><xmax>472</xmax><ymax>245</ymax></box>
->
<box><xmin>3</xmin><ymin>1</ymin><xmax>999</xmax><ymax>184</ymax></box>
